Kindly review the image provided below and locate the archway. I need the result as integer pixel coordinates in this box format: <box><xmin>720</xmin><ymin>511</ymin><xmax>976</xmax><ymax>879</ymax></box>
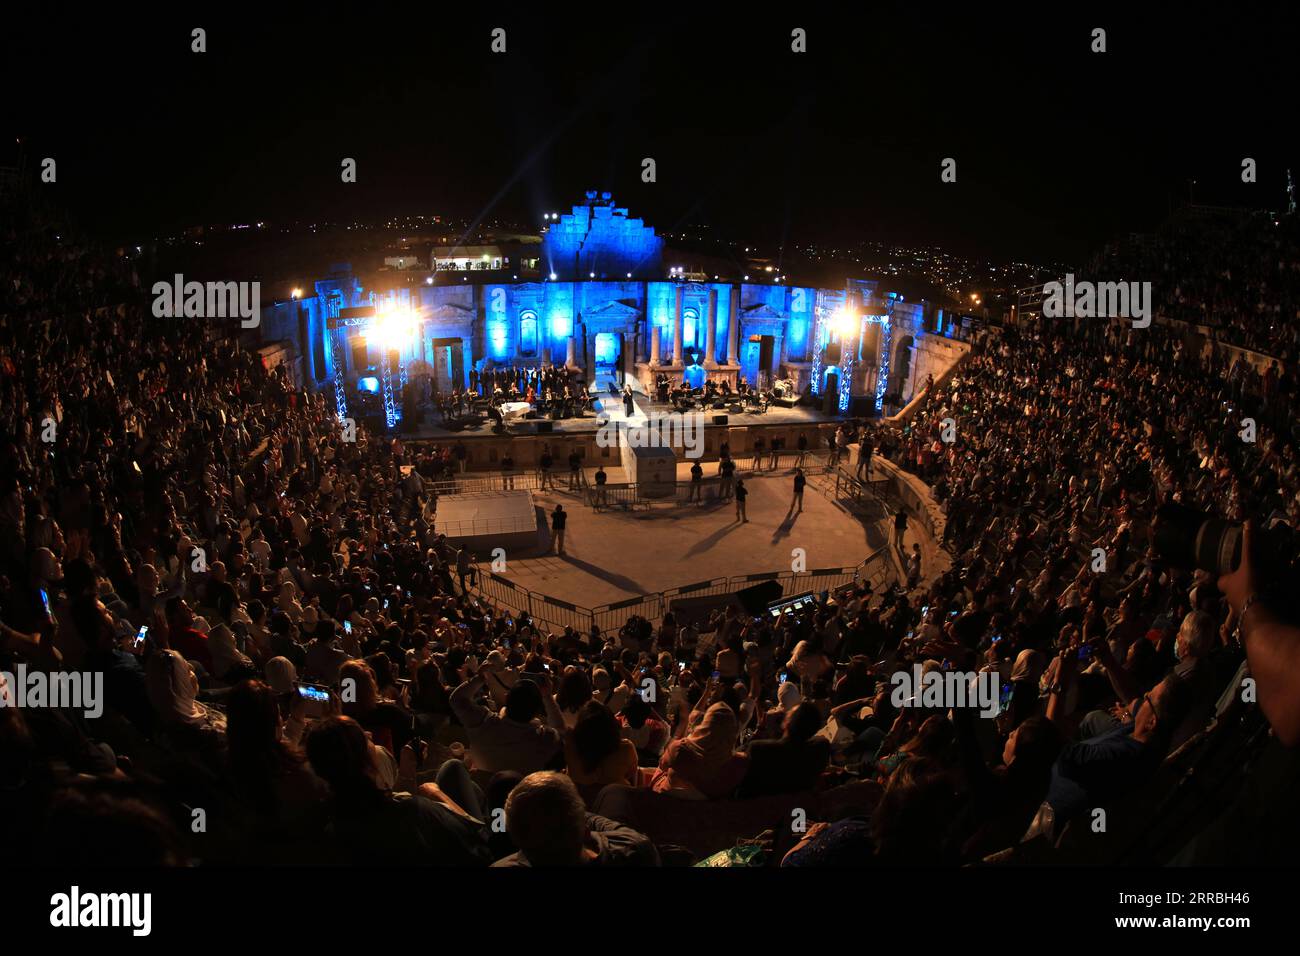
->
<box><xmin>594</xmin><ymin>332</ymin><xmax>623</xmax><ymax>389</ymax></box>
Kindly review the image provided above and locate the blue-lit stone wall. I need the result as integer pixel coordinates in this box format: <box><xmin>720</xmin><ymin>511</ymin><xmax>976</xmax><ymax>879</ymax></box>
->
<box><xmin>542</xmin><ymin>194</ymin><xmax>664</xmax><ymax>280</ymax></box>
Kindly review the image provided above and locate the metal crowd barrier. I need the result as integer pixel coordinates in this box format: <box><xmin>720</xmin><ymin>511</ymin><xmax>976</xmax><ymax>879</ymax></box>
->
<box><xmin>465</xmin><ymin>549</ymin><xmax>899</xmax><ymax>640</ymax></box>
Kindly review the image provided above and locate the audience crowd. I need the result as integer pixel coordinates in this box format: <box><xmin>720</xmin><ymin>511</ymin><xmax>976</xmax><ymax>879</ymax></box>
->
<box><xmin>2</xmin><ymin>185</ymin><xmax>1297</xmax><ymax>867</ymax></box>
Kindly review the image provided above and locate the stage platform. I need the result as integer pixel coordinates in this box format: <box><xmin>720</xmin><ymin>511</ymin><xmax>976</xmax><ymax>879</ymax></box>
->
<box><xmin>405</xmin><ymin>387</ymin><xmax>853</xmax><ymax>440</ymax></box>
<box><xmin>435</xmin><ymin>489</ymin><xmax>539</xmax><ymax>555</ymax></box>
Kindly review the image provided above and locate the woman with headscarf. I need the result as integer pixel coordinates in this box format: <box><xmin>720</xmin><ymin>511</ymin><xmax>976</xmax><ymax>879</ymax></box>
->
<box><xmin>146</xmin><ymin>649</ymin><xmax>227</xmax><ymax>734</ymax></box>
<box><xmin>760</xmin><ymin>680</ymin><xmax>802</xmax><ymax>739</ymax></box>
<box><xmin>207</xmin><ymin>623</ymin><xmax>256</xmax><ymax>684</ymax></box>
<box><xmin>650</xmin><ymin>703</ymin><xmax>748</xmax><ymax>799</ymax></box>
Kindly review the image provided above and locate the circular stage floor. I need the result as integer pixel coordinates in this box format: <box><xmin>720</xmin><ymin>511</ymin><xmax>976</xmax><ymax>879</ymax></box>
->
<box><xmin>495</xmin><ymin>470</ymin><xmax>896</xmax><ymax>608</ymax></box>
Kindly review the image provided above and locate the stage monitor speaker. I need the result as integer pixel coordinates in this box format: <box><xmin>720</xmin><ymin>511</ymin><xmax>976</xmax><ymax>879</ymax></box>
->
<box><xmin>713</xmin><ymin>414</ymin><xmax>728</xmax><ymax>426</ymax></box>
<box><xmin>734</xmin><ymin>579</ymin><xmax>783</xmax><ymax>615</ymax></box>
<box><xmin>536</xmin><ymin>421</ymin><xmax>554</xmax><ymax>434</ymax></box>
<box><xmin>849</xmin><ymin>396</ymin><xmax>874</xmax><ymax>417</ymax></box>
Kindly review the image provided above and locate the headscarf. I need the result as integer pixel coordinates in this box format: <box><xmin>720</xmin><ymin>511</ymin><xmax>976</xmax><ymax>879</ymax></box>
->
<box><xmin>264</xmin><ymin>656</ymin><xmax>298</xmax><ymax>695</ymax></box>
<box><xmin>146</xmin><ymin>649</ymin><xmax>224</xmax><ymax>730</ymax></box>
<box><xmin>208</xmin><ymin>623</ymin><xmax>252</xmax><ymax>678</ymax></box>
<box><xmin>679</xmin><ymin>703</ymin><xmax>740</xmax><ymax>770</ymax></box>
<box><xmin>1010</xmin><ymin>648</ymin><xmax>1046</xmax><ymax>685</ymax></box>
<box><xmin>776</xmin><ymin>680</ymin><xmax>802</xmax><ymax>712</ymax></box>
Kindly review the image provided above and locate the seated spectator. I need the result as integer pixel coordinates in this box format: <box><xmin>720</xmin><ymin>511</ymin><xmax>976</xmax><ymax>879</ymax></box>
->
<box><xmin>737</xmin><ymin>702</ymin><xmax>831</xmax><ymax>798</ymax></box>
<box><xmin>304</xmin><ymin>716</ymin><xmax>490</xmax><ymax>865</ymax></box>
<box><xmin>564</xmin><ymin>701</ymin><xmax>638</xmax><ymax>804</ymax></box>
<box><xmin>338</xmin><ymin>659</ymin><xmax>414</xmax><ymax>755</ymax></box>
<box><xmin>618</xmin><ymin>693</ymin><xmax>670</xmax><ymax>764</ymax></box>
<box><xmin>493</xmin><ymin>771</ymin><xmax>659</xmax><ymax>866</ymax></box>
<box><xmin>651</xmin><ymin>703</ymin><xmax>748</xmax><ymax>799</ymax></box>
<box><xmin>449</xmin><ymin>663</ymin><xmax>563</xmax><ymax>774</ymax></box>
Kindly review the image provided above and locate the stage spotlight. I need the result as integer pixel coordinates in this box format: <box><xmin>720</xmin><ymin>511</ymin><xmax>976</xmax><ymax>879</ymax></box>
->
<box><xmin>291</xmin><ymin>288</ymin><xmax>302</xmax><ymax>299</ymax></box>
<box><xmin>835</xmin><ymin>308</ymin><xmax>858</xmax><ymax>337</ymax></box>
<box><xmin>373</xmin><ymin>306</ymin><xmax>416</xmax><ymax>350</ymax></box>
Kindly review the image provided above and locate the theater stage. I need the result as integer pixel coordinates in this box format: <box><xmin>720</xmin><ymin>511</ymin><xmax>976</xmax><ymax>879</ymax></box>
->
<box><xmin>404</xmin><ymin>385</ymin><xmax>854</xmax><ymax>440</ymax></box>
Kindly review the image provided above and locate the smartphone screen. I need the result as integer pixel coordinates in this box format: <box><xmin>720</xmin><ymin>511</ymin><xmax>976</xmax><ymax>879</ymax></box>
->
<box><xmin>296</xmin><ymin>683</ymin><xmax>330</xmax><ymax>717</ymax></box>
<box><xmin>778</xmin><ymin>671</ymin><xmax>788</xmax><ymax>684</ymax></box>
<box><xmin>39</xmin><ymin>588</ymin><xmax>51</xmax><ymax>616</ymax></box>
<box><xmin>1077</xmin><ymin>645</ymin><xmax>1094</xmax><ymax>662</ymax></box>
<box><xmin>343</xmin><ymin>619</ymin><xmax>353</xmax><ymax>635</ymax></box>
<box><xmin>134</xmin><ymin>625</ymin><xmax>149</xmax><ymax>649</ymax></box>
<box><xmin>711</xmin><ymin>669</ymin><xmax>721</xmax><ymax>680</ymax></box>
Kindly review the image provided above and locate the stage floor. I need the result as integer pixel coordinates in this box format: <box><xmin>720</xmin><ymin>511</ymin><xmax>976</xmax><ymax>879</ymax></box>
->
<box><xmin>491</xmin><ymin>471</ymin><xmax>896</xmax><ymax>608</ymax></box>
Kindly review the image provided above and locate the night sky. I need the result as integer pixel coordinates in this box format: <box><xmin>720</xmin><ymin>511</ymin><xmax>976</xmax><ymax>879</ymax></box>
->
<box><xmin>5</xmin><ymin>6</ymin><xmax>1297</xmax><ymax>262</ymax></box>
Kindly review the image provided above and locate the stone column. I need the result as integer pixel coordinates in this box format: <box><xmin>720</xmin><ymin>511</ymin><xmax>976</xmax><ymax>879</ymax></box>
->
<box><xmin>541</xmin><ymin>347</ymin><xmax>552</xmax><ymax>367</ymax></box>
<box><xmin>650</xmin><ymin>325</ymin><xmax>661</xmax><ymax>365</ymax></box>
<box><xmin>728</xmin><ymin>286</ymin><xmax>741</xmax><ymax>363</ymax></box>
<box><xmin>704</xmin><ymin>288</ymin><xmax>718</xmax><ymax>368</ymax></box>
<box><xmin>566</xmin><ymin>336</ymin><xmax>577</xmax><ymax>367</ymax></box>
<box><xmin>673</xmin><ymin>285</ymin><xmax>684</xmax><ymax>365</ymax></box>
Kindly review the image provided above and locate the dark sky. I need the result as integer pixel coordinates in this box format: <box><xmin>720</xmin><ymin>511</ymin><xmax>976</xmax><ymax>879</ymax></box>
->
<box><xmin>4</xmin><ymin>5</ymin><xmax>1297</xmax><ymax>262</ymax></box>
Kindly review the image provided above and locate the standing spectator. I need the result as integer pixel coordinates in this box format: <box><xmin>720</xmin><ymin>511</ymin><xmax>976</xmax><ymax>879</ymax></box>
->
<box><xmin>538</xmin><ymin>444</ymin><xmax>555</xmax><ymax>490</ymax></box>
<box><xmin>893</xmin><ymin>507</ymin><xmax>908</xmax><ymax>551</ymax></box>
<box><xmin>551</xmin><ymin>505</ymin><xmax>567</xmax><ymax>555</ymax></box>
<box><xmin>906</xmin><ymin>543</ymin><xmax>923</xmax><ymax>590</ymax></box>
<box><xmin>719</xmin><ymin>455</ymin><xmax>736</xmax><ymax>500</ymax></box>
<box><xmin>791</xmin><ymin>468</ymin><xmax>806</xmax><ymax>513</ymax></box>
<box><xmin>857</xmin><ymin>437</ymin><xmax>873</xmax><ymax>480</ymax></box>
<box><xmin>735</xmin><ymin>479</ymin><xmax>749</xmax><ymax>523</ymax></box>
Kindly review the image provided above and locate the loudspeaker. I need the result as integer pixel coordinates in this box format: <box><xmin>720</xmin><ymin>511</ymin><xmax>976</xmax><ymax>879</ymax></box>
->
<box><xmin>824</xmin><ymin>341</ymin><xmax>842</xmax><ymax>364</ymax></box>
<box><xmin>734</xmin><ymin>580</ymin><xmax>783</xmax><ymax>615</ymax></box>
<box><xmin>536</xmin><ymin>421</ymin><xmax>554</xmax><ymax>434</ymax></box>
<box><xmin>713</xmin><ymin>415</ymin><xmax>728</xmax><ymax>425</ymax></box>
<box><xmin>849</xmin><ymin>396</ymin><xmax>874</xmax><ymax>417</ymax></box>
